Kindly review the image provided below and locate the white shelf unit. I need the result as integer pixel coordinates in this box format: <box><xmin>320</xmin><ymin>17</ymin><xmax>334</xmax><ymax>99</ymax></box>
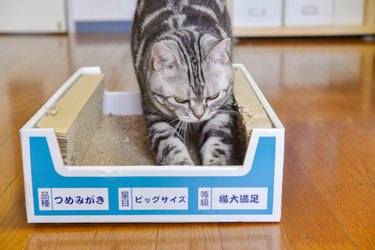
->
<box><xmin>227</xmin><ymin>0</ymin><xmax>375</xmax><ymax>37</ymax></box>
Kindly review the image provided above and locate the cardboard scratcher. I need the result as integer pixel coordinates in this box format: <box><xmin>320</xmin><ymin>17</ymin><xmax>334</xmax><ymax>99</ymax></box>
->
<box><xmin>37</xmin><ymin>67</ymin><xmax>271</xmax><ymax>166</ymax></box>
<box><xmin>20</xmin><ymin>65</ymin><xmax>284</xmax><ymax>223</ymax></box>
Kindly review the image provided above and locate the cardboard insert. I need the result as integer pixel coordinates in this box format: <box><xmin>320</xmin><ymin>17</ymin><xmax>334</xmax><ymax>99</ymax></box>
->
<box><xmin>37</xmin><ymin>66</ymin><xmax>272</xmax><ymax>166</ymax></box>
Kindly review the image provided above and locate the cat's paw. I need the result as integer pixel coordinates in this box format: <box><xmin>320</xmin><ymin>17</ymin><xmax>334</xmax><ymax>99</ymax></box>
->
<box><xmin>158</xmin><ymin>158</ymin><xmax>194</xmax><ymax>166</ymax></box>
<box><xmin>203</xmin><ymin>157</ymin><xmax>228</xmax><ymax>166</ymax></box>
<box><xmin>173</xmin><ymin>159</ymin><xmax>195</xmax><ymax>166</ymax></box>
<box><xmin>155</xmin><ymin>137</ymin><xmax>194</xmax><ymax>166</ymax></box>
<box><xmin>201</xmin><ymin>144</ymin><xmax>230</xmax><ymax>166</ymax></box>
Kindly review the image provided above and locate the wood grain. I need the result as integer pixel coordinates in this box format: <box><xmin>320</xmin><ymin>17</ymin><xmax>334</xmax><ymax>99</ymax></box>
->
<box><xmin>0</xmin><ymin>34</ymin><xmax>374</xmax><ymax>249</ymax></box>
<box><xmin>91</xmin><ymin>224</ymin><xmax>158</xmax><ymax>250</ymax></box>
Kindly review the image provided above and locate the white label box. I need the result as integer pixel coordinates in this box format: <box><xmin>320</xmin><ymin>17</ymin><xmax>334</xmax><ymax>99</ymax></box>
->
<box><xmin>212</xmin><ymin>188</ymin><xmax>268</xmax><ymax>210</ymax></box>
<box><xmin>38</xmin><ymin>188</ymin><xmax>53</xmax><ymax>211</ymax></box>
<box><xmin>118</xmin><ymin>188</ymin><xmax>132</xmax><ymax>210</ymax></box>
<box><xmin>49</xmin><ymin>188</ymin><xmax>109</xmax><ymax>211</ymax></box>
<box><xmin>131</xmin><ymin>188</ymin><xmax>188</xmax><ymax>210</ymax></box>
<box><xmin>198</xmin><ymin>188</ymin><xmax>212</xmax><ymax>210</ymax></box>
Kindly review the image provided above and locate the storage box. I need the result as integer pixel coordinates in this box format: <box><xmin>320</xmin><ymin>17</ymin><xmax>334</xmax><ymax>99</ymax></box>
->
<box><xmin>232</xmin><ymin>0</ymin><xmax>282</xmax><ymax>28</ymax></box>
<box><xmin>20</xmin><ymin>64</ymin><xmax>284</xmax><ymax>223</ymax></box>
<box><xmin>284</xmin><ymin>0</ymin><xmax>333</xmax><ymax>27</ymax></box>
<box><xmin>333</xmin><ymin>0</ymin><xmax>364</xmax><ymax>26</ymax></box>
<box><xmin>72</xmin><ymin>0</ymin><xmax>137</xmax><ymax>21</ymax></box>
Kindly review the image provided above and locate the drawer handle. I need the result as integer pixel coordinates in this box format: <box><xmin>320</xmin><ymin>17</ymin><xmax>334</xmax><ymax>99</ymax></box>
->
<box><xmin>248</xmin><ymin>7</ymin><xmax>266</xmax><ymax>17</ymax></box>
<box><xmin>301</xmin><ymin>5</ymin><xmax>319</xmax><ymax>15</ymax></box>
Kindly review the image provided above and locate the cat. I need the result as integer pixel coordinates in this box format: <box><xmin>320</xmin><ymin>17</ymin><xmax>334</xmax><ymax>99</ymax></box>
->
<box><xmin>131</xmin><ymin>0</ymin><xmax>237</xmax><ymax>166</ymax></box>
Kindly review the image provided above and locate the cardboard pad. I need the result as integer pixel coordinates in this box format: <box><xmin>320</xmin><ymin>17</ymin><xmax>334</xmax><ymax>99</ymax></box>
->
<box><xmin>80</xmin><ymin>115</ymin><xmax>154</xmax><ymax>166</ymax></box>
<box><xmin>38</xmin><ymin>66</ymin><xmax>272</xmax><ymax>167</ymax></box>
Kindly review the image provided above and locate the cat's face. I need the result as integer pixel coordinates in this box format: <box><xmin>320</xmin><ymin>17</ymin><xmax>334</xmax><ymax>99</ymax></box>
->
<box><xmin>148</xmin><ymin>38</ymin><xmax>233</xmax><ymax>123</ymax></box>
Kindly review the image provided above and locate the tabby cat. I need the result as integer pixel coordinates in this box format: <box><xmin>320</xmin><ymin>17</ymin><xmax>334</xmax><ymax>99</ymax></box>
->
<box><xmin>131</xmin><ymin>0</ymin><xmax>237</xmax><ymax>165</ymax></box>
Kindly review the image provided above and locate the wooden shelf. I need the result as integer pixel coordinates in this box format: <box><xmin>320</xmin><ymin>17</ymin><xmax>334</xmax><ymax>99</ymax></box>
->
<box><xmin>232</xmin><ymin>26</ymin><xmax>375</xmax><ymax>37</ymax></box>
<box><xmin>227</xmin><ymin>0</ymin><xmax>375</xmax><ymax>37</ymax></box>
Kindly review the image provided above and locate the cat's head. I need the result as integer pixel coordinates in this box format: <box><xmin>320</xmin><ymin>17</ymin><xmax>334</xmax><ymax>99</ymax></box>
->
<box><xmin>147</xmin><ymin>37</ymin><xmax>234</xmax><ymax>123</ymax></box>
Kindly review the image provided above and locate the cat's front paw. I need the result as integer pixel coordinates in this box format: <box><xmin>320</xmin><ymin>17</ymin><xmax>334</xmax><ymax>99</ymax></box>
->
<box><xmin>156</xmin><ymin>138</ymin><xmax>195</xmax><ymax>166</ymax></box>
<box><xmin>158</xmin><ymin>157</ymin><xmax>194</xmax><ymax>166</ymax></box>
<box><xmin>201</xmin><ymin>144</ymin><xmax>231</xmax><ymax>166</ymax></box>
<box><xmin>203</xmin><ymin>156</ymin><xmax>228</xmax><ymax>166</ymax></box>
<box><xmin>173</xmin><ymin>159</ymin><xmax>195</xmax><ymax>166</ymax></box>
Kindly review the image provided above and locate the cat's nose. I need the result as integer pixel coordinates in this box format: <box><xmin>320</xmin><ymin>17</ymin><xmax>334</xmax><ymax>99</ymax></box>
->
<box><xmin>193</xmin><ymin>113</ymin><xmax>204</xmax><ymax>119</ymax></box>
<box><xmin>191</xmin><ymin>105</ymin><xmax>205</xmax><ymax>119</ymax></box>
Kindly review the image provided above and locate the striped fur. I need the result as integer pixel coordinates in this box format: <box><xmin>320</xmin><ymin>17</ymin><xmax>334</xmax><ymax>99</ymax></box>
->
<box><xmin>131</xmin><ymin>0</ymin><xmax>237</xmax><ymax>166</ymax></box>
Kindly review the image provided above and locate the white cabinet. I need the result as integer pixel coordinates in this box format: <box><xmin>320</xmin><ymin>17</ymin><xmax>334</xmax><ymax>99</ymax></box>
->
<box><xmin>333</xmin><ymin>0</ymin><xmax>365</xmax><ymax>26</ymax></box>
<box><xmin>232</xmin><ymin>0</ymin><xmax>282</xmax><ymax>28</ymax></box>
<box><xmin>284</xmin><ymin>0</ymin><xmax>333</xmax><ymax>26</ymax></box>
<box><xmin>71</xmin><ymin>0</ymin><xmax>137</xmax><ymax>21</ymax></box>
<box><xmin>0</xmin><ymin>0</ymin><xmax>66</xmax><ymax>33</ymax></box>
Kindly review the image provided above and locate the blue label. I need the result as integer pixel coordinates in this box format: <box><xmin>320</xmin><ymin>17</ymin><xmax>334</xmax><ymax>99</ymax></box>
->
<box><xmin>30</xmin><ymin>136</ymin><xmax>276</xmax><ymax>216</ymax></box>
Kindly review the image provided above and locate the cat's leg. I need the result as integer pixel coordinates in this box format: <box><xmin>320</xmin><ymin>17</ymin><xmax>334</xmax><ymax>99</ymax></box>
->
<box><xmin>148</xmin><ymin>117</ymin><xmax>194</xmax><ymax>165</ymax></box>
<box><xmin>199</xmin><ymin>112</ymin><xmax>234</xmax><ymax>166</ymax></box>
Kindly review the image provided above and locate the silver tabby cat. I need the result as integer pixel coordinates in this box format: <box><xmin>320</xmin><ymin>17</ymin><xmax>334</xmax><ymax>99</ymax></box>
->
<box><xmin>131</xmin><ymin>0</ymin><xmax>237</xmax><ymax>165</ymax></box>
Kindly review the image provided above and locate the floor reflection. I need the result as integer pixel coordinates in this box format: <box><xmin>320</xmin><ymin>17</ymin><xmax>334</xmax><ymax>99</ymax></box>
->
<box><xmin>234</xmin><ymin>39</ymin><xmax>374</xmax><ymax>109</ymax></box>
<box><xmin>26</xmin><ymin>222</ymin><xmax>284</xmax><ymax>249</ymax></box>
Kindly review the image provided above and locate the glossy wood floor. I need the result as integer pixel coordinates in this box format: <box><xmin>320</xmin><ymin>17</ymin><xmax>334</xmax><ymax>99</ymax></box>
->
<box><xmin>0</xmin><ymin>33</ymin><xmax>374</xmax><ymax>249</ymax></box>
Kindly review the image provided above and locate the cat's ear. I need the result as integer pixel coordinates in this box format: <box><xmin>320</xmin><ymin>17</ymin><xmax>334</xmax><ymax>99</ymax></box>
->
<box><xmin>151</xmin><ymin>43</ymin><xmax>178</xmax><ymax>71</ymax></box>
<box><xmin>208</xmin><ymin>38</ymin><xmax>231</xmax><ymax>64</ymax></box>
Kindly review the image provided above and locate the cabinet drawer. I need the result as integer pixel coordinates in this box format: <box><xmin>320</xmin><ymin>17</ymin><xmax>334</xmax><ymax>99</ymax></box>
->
<box><xmin>284</xmin><ymin>0</ymin><xmax>333</xmax><ymax>26</ymax></box>
<box><xmin>232</xmin><ymin>0</ymin><xmax>282</xmax><ymax>28</ymax></box>
<box><xmin>333</xmin><ymin>0</ymin><xmax>364</xmax><ymax>26</ymax></box>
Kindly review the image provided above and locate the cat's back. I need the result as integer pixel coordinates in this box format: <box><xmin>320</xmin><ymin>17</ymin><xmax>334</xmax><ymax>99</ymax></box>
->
<box><xmin>131</xmin><ymin>0</ymin><xmax>231</xmax><ymax>63</ymax></box>
<box><xmin>133</xmin><ymin>0</ymin><xmax>230</xmax><ymax>30</ymax></box>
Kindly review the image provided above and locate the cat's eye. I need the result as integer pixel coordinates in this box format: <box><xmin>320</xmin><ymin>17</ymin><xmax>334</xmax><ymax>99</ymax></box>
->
<box><xmin>174</xmin><ymin>97</ymin><xmax>189</xmax><ymax>104</ymax></box>
<box><xmin>207</xmin><ymin>92</ymin><xmax>219</xmax><ymax>100</ymax></box>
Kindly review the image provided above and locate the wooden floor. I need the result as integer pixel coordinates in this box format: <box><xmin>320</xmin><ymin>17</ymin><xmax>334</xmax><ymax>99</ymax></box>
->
<box><xmin>0</xmin><ymin>33</ymin><xmax>374</xmax><ymax>249</ymax></box>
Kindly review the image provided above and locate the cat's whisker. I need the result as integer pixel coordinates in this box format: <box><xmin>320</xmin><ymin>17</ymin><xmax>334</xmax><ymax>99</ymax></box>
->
<box><xmin>178</xmin><ymin>122</ymin><xmax>185</xmax><ymax>141</ymax></box>
<box><xmin>181</xmin><ymin>121</ymin><xmax>187</xmax><ymax>141</ymax></box>
<box><xmin>175</xmin><ymin>121</ymin><xmax>181</xmax><ymax>137</ymax></box>
<box><xmin>170</xmin><ymin>120</ymin><xmax>183</xmax><ymax>138</ymax></box>
<box><xmin>176</xmin><ymin>121</ymin><xmax>186</xmax><ymax>142</ymax></box>
<box><xmin>169</xmin><ymin>121</ymin><xmax>178</xmax><ymax>138</ymax></box>
<box><xmin>168</xmin><ymin>118</ymin><xmax>180</xmax><ymax>126</ymax></box>
<box><xmin>185</xmin><ymin>122</ymin><xmax>189</xmax><ymax>141</ymax></box>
